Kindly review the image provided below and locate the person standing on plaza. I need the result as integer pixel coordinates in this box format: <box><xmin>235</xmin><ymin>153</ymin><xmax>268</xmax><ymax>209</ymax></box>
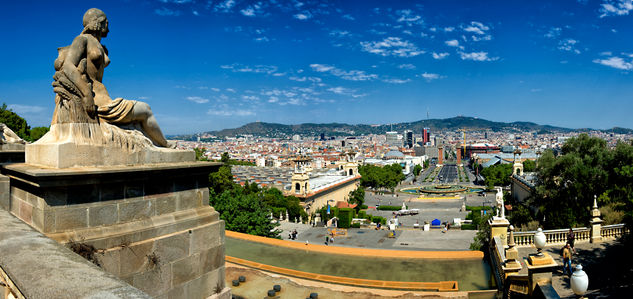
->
<box><xmin>562</xmin><ymin>243</ymin><xmax>573</xmax><ymax>276</ymax></box>
<box><xmin>567</xmin><ymin>228</ymin><xmax>576</xmax><ymax>253</ymax></box>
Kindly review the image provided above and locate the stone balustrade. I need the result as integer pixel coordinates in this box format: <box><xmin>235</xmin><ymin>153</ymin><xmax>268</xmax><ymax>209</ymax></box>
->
<box><xmin>513</xmin><ymin>225</ymin><xmax>627</xmax><ymax>247</ymax></box>
<box><xmin>601</xmin><ymin>223</ymin><xmax>627</xmax><ymax>239</ymax></box>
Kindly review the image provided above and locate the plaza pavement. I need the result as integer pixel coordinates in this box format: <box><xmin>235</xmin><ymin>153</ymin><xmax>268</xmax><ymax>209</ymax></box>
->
<box><xmin>277</xmin><ymin>186</ymin><xmax>498</xmax><ymax>251</ymax></box>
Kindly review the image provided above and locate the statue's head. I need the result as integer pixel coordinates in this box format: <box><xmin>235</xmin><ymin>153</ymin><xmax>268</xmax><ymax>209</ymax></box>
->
<box><xmin>82</xmin><ymin>8</ymin><xmax>109</xmax><ymax>37</ymax></box>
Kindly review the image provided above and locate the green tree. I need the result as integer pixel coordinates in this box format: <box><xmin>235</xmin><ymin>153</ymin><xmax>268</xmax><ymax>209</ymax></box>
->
<box><xmin>348</xmin><ymin>186</ymin><xmax>365</xmax><ymax>212</ymax></box>
<box><xmin>481</xmin><ymin>164</ymin><xmax>513</xmax><ymax>189</ymax></box>
<box><xmin>523</xmin><ymin>159</ymin><xmax>536</xmax><ymax>172</ymax></box>
<box><xmin>194</xmin><ymin>148</ymin><xmax>207</xmax><ymax>161</ymax></box>
<box><xmin>209</xmin><ymin>188</ymin><xmax>280</xmax><ymax>238</ymax></box>
<box><xmin>209</xmin><ymin>165</ymin><xmax>236</xmax><ymax>194</ymax></box>
<box><xmin>470</xmin><ymin>213</ymin><xmax>493</xmax><ymax>251</ymax></box>
<box><xmin>0</xmin><ymin>103</ymin><xmax>30</xmax><ymax>140</ymax></box>
<box><xmin>413</xmin><ymin>164</ymin><xmax>423</xmax><ymax>176</ymax></box>
<box><xmin>29</xmin><ymin>126</ymin><xmax>49</xmax><ymax>141</ymax></box>
<box><xmin>220</xmin><ymin>152</ymin><xmax>230</xmax><ymax>163</ymax></box>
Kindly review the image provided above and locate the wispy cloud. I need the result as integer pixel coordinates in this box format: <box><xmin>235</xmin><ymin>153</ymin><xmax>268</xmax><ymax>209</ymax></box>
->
<box><xmin>342</xmin><ymin>14</ymin><xmax>355</xmax><ymax>20</ymax></box>
<box><xmin>463</xmin><ymin>21</ymin><xmax>489</xmax><ymax>35</ymax></box>
<box><xmin>186</xmin><ymin>96</ymin><xmax>209</xmax><ymax>104</ymax></box>
<box><xmin>214</xmin><ymin>0</ymin><xmax>236</xmax><ymax>13</ymax></box>
<box><xmin>240</xmin><ymin>2</ymin><xmax>268</xmax><ymax>17</ymax></box>
<box><xmin>220</xmin><ymin>63</ymin><xmax>281</xmax><ymax>75</ymax></box>
<box><xmin>458</xmin><ymin>51</ymin><xmax>499</xmax><ymax>61</ymax></box>
<box><xmin>420</xmin><ymin>72</ymin><xmax>444</xmax><ymax>82</ymax></box>
<box><xmin>544</xmin><ymin>27</ymin><xmax>562</xmax><ymax>39</ymax></box>
<box><xmin>7</xmin><ymin>104</ymin><xmax>46</xmax><ymax>114</ymax></box>
<box><xmin>382</xmin><ymin>78</ymin><xmax>411</xmax><ymax>84</ymax></box>
<box><xmin>398</xmin><ymin>64</ymin><xmax>416</xmax><ymax>70</ymax></box>
<box><xmin>558</xmin><ymin>39</ymin><xmax>581</xmax><ymax>54</ymax></box>
<box><xmin>599</xmin><ymin>0</ymin><xmax>633</xmax><ymax>17</ymax></box>
<box><xmin>207</xmin><ymin>105</ymin><xmax>255</xmax><ymax>116</ymax></box>
<box><xmin>445</xmin><ymin>39</ymin><xmax>460</xmax><ymax>47</ymax></box>
<box><xmin>310</xmin><ymin>64</ymin><xmax>378</xmax><ymax>81</ymax></box>
<box><xmin>593</xmin><ymin>55</ymin><xmax>633</xmax><ymax>70</ymax></box>
<box><xmin>293</xmin><ymin>12</ymin><xmax>312</xmax><ymax>20</ymax></box>
<box><xmin>360</xmin><ymin>37</ymin><xmax>424</xmax><ymax>57</ymax></box>
<box><xmin>395</xmin><ymin>9</ymin><xmax>423</xmax><ymax>26</ymax></box>
<box><xmin>432</xmin><ymin>52</ymin><xmax>449</xmax><ymax>60</ymax></box>
<box><xmin>155</xmin><ymin>7</ymin><xmax>181</xmax><ymax>16</ymax></box>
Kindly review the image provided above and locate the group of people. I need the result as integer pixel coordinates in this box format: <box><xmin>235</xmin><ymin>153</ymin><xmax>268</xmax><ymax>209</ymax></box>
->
<box><xmin>288</xmin><ymin>229</ymin><xmax>298</xmax><ymax>240</ymax></box>
<box><xmin>325</xmin><ymin>233</ymin><xmax>335</xmax><ymax>245</ymax></box>
<box><xmin>562</xmin><ymin>228</ymin><xmax>577</xmax><ymax>276</ymax></box>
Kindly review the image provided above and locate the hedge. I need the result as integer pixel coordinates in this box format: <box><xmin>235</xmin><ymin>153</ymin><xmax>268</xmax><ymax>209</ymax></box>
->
<box><xmin>350</xmin><ymin>223</ymin><xmax>361</xmax><ymax>228</ymax></box>
<box><xmin>376</xmin><ymin>205</ymin><xmax>401</xmax><ymax>211</ymax></box>
<box><xmin>371</xmin><ymin>216</ymin><xmax>387</xmax><ymax>225</ymax></box>
<box><xmin>338</xmin><ymin>208</ymin><xmax>354</xmax><ymax>229</ymax></box>
<box><xmin>460</xmin><ymin>224</ymin><xmax>477</xmax><ymax>230</ymax></box>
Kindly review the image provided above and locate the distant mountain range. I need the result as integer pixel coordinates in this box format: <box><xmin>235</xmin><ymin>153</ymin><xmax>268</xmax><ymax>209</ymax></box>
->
<box><xmin>171</xmin><ymin>116</ymin><xmax>633</xmax><ymax>139</ymax></box>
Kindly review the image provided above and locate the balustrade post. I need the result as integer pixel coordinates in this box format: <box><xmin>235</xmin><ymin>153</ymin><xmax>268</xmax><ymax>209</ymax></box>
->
<box><xmin>590</xmin><ymin>195</ymin><xmax>603</xmax><ymax>243</ymax></box>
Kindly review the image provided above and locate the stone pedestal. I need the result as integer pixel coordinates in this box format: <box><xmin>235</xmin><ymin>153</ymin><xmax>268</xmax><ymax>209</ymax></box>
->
<box><xmin>525</xmin><ymin>253</ymin><xmax>557</xmax><ymax>296</ymax></box>
<box><xmin>1</xmin><ymin>161</ymin><xmax>226</xmax><ymax>299</ymax></box>
<box><xmin>489</xmin><ymin>217</ymin><xmax>510</xmax><ymax>248</ymax></box>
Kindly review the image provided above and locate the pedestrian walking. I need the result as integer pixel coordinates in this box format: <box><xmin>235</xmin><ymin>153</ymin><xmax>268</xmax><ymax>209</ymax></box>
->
<box><xmin>562</xmin><ymin>244</ymin><xmax>573</xmax><ymax>276</ymax></box>
<box><xmin>567</xmin><ymin>228</ymin><xmax>576</xmax><ymax>253</ymax></box>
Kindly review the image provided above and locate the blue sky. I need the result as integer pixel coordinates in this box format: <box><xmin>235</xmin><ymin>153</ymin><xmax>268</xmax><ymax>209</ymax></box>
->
<box><xmin>2</xmin><ymin>0</ymin><xmax>633</xmax><ymax>134</ymax></box>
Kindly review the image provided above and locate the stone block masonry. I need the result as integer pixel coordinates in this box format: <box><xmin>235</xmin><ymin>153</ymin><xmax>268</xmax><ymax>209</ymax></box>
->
<box><xmin>1</xmin><ymin>161</ymin><xmax>230</xmax><ymax>299</ymax></box>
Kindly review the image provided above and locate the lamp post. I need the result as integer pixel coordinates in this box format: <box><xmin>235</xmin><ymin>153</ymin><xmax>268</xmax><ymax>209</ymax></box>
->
<box><xmin>570</xmin><ymin>264</ymin><xmax>588</xmax><ymax>298</ymax></box>
<box><xmin>534</xmin><ymin>228</ymin><xmax>546</xmax><ymax>256</ymax></box>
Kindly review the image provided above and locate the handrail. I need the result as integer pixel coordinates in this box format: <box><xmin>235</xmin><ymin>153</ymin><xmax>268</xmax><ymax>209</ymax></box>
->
<box><xmin>513</xmin><ymin>224</ymin><xmax>628</xmax><ymax>247</ymax></box>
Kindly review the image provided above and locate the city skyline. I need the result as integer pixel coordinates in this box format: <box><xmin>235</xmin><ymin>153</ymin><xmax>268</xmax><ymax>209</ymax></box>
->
<box><xmin>2</xmin><ymin>1</ymin><xmax>633</xmax><ymax>134</ymax></box>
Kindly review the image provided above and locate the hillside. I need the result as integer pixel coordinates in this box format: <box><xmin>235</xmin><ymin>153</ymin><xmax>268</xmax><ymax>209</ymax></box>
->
<box><xmin>203</xmin><ymin>116</ymin><xmax>574</xmax><ymax>138</ymax></box>
<box><xmin>169</xmin><ymin>116</ymin><xmax>630</xmax><ymax>139</ymax></box>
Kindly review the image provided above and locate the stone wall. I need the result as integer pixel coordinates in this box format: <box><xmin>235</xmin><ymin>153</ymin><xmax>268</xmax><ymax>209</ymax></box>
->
<box><xmin>1</xmin><ymin>161</ymin><xmax>229</xmax><ymax>299</ymax></box>
<box><xmin>0</xmin><ymin>208</ymin><xmax>152</xmax><ymax>299</ymax></box>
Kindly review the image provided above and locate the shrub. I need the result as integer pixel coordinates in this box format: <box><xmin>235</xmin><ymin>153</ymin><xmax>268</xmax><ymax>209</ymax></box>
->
<box><xmin>338</xmin><ymin>208</ymin><xmax>354</xmax><ymax>229</ymax></box>
<box><xmin>350</xmin><ymin>222</ymin><xmax>361</xmax><ymax>228</ymax></box>
<box><xmin>461</xmin><ymin>224</ymin><xmax>477</xmax><ymax>230</ymax></box>
<box><xmin>371</xmin><ymin>215</ymin><xmax>387</xmax><ymax>225</ymax></box>
<box><xmin>360</xmin><ymin>204</ymin><xmax>368</xmax><ymax>209</ymax></box>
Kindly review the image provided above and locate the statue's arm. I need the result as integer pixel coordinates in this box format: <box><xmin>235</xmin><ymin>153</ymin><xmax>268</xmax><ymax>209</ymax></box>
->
<box><xmin>61</xmin><ymin>36</ymin><xmax>95</xmax><ymax>111</ymax></box>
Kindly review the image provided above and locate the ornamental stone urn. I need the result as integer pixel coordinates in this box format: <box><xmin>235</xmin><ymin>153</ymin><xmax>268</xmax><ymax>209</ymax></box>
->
<box><xmin>534</xmin><ymin>227</ymin><xmax>546</xmax><ymax>256</ymax></box>
<box><xmin>571</xmin><ymin>264</ymin><xmax>589</xmax><ymax>297</ymax></box>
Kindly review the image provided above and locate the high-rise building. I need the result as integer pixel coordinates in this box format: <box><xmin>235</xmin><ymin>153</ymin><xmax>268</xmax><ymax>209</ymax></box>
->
<box><xmin>320</xmin><ymin>133</ymin><xmax>325</xmax><ymax>141</ymax></box>
<box><xmin>423</xmin><ymin>128</ymin><xmax>430</xmax><ymax>145</ymax></box>
<box><xmin>385</xmin><ymin>131</ymin><xmax>399</xmax><ymax>146</ymax></box>
<box><xmin>404</xmin><ymin>130</ymin><xmax>413</xmax><ymax>148</ymax></box>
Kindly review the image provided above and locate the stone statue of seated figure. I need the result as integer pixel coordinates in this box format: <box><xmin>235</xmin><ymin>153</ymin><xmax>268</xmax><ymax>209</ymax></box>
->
<box><xmin>52</xmin><ymin>8</ymin><xmax>170</xmax><ymax>148</ymax></box>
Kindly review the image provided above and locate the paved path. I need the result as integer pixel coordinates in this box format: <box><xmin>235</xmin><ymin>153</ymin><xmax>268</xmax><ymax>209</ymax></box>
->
<box><xmin>517</xmin><ymin>239</ymin><xmax>630</xmax><ymax>298</ymax></box>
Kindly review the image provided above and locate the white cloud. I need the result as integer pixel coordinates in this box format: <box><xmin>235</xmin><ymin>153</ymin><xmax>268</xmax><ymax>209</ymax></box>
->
<box><xmin>328</xmin><ymin>87</ymin><xmax>355</xmax><ymax>94</ymax></box>
<box><xmin>432</xmin><ymin>52</ymin><xmax>449</xmax><ymax>60</ymax></box>
<box><xmin>7</xmin><ymin>104</ymin><xmax>45</xmax><ymax>114</ymax></box>
<box><xmin>211</xmin><ymin>88</ymin><xmax>220</xmax><ymax>92</ymax></box>
<box><xmin>242</xmin><ymin>95</ymin><xmax>260</xmax><ymax>101</ymax></box>
<box><xmin>530</xmin><ymin>88</ymin><xmax>543</xmax><ymax>93</ymax></box>
<box><xmin>600</xmin><ymin>0</ymin><xmax>633</xmax><ymax>17</ymax></box>
<box><xmin>593</xmin><ymin>55</ymin><xmax>633</xmax><ymax>70</ymax></box>
<box><xmin>382</xmin><ymin>78</ymin><xmax>411</xmax><ymax>84</ymax></box>
<box><xmin>396</xmin><ymin>9</ymin><xmax>423</xmax><ymax>25</ymax></box>
<box><xmin>444</xmin><ymin>27</ymin><xmax>455</xmax><ymax>32</ymax></box>
<box><xmin>289</xmin><ymin>76</ymin><xmax>322</xmax><ymax>82</ymax></box>
<box><xmin>558</xmin><ymin>39</ymin><xmax>581</xmax><ymax>54</ymax></box>
<box><xmin>463</xmin><ymin>21</ymin><xmax>489</xmax><ymax>35</ymax></box>
<box><xmin>185</xmin><ymin>96</ymin><xmax>209</xmax><ymax>104</ymax></box>
<box><xmin>207</xmin><ymin>106</ymin><xmax>255</xmax><ymax>116</ymax></box>
<box><xmin>420</xmin><ymin>72</ymin><xmax>443</xmax><ymax>82</ymax></box>
<box><xmin>214</xmin><ymin>0</ymin><xmax>236</xmax><ymax>13</ymax></box>
<box><xmin>240</xmin><ymin>2</ymin><xmax>268</xmax><ymax>17</ymax></box>
<box><xmin>544</xmin><ymin>27</ymin><xmax>562</xmax><ymax>39</ymax></box>
<box><xmin>220</xmin><ymin>63</ymin><xmax>280</xmax><ymax>75</ymax></box>
<box><xmin>398</xmin><ymin>64</ymin><xmax>416</xmax><ymax>70</ymax></box>
<box><xmin>293</xmin><ymin>12</ymin><xmax>312</xmax><ymax>20</ymax></box>
<box><xmin>310</xmin><ymin>64</ymin><xmax>378</xmax><ymax>81</ymax></box>
<box><xmin>458</xmin><ymin>51</ymin><xmax>499</xmax><ymax>61</ymax></box>
<box><xmin>342</xmin><ymin>14</ymin><xmax>355</xmax><ymax>20</ymax></box>
<box><xmin>360</xmin><ymin>37</ymin><xmax>424</xmax><ymax>57</ymax></box>
<box><xmin>445</xmin><ymin>39</ymin><xmax>459</xmax><ymax>47</ymax></box>
<box><xmin>329</xmin><ymin>30</ymin><xmax>350</xmax><ymax>37</ymax></box>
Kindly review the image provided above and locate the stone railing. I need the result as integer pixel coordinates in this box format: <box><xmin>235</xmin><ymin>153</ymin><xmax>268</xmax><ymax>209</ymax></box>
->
<box><xmin>601</xmin><ymin>223</ymin><xmax>628</xmax><ymax>239</ymax></box>
<box><xmin>489</xmin><ymin>236</ymin><xmax>505</xmax><ymax>290</ymax></box>
<box><xmin>514</xmin><ymin>227</ymin><xmax>591</xmax><ymax>247</ymax></box>
<box><xmin>0</xmin><ymin>209</ymin><xmax>151</xmax><ymax>299</ymax></box>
